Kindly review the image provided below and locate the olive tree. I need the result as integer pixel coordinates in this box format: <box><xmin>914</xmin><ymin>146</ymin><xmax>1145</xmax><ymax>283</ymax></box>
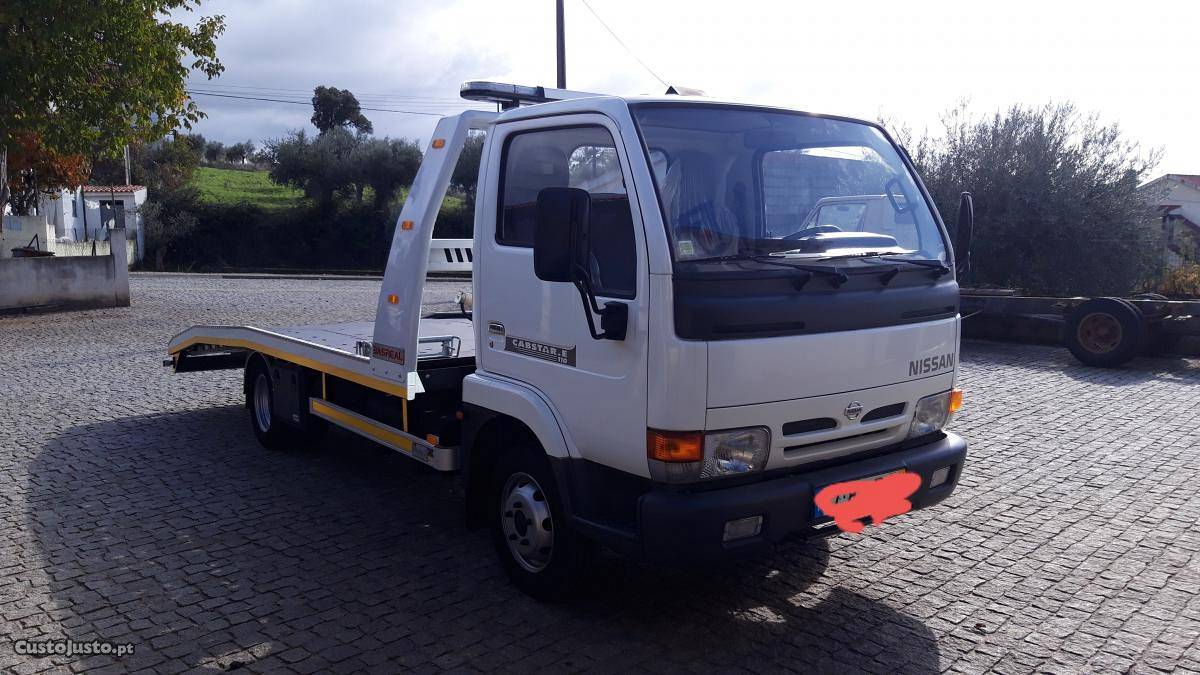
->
<box><xmin>904</xmin><ymin>103</ymin><xmax>1160</xmax><ymax>296</ymax></box>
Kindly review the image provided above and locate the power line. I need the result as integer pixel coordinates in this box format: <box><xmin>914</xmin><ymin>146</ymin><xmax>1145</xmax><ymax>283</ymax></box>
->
<box><xmin>187</xmin><ymin>80</ymin><xmax>468</xmax><ymax>102</ymax></box>
<box><xmin>188</xmin><ymin>87</ymin><xmax>479</xmax><ymax>110</ymax></box>
<box><xmin>576</xmin><ymin>0</ymin><xmax>668</xmax><ymax>88</ymax></box>
<box><xmin>186</xmin><ymin>90</ymin><xmax>486</xmax><ymax>116</ymax></box>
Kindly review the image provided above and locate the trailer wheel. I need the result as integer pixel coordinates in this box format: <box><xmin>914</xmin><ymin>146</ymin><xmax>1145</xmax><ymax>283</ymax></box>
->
<box><xmin>491</xmin><ymin>443</ymin><xmax>588</xmax><ymax>601</ymax></box>
<box><xmin>246</xmin><ymin>358</ymin><xmax>294</xmax><ymax>450</ymax></box>
<box><xmin>1065</xmin><ymin>297</ymin><xmax>1145</xmax><ymax>367</ymax></box>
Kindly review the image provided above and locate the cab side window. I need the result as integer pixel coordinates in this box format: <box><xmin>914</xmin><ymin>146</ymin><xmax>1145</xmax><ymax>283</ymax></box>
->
<box><xmin>498</xmin><ymin>126</ymin><xmax>637</xmax><ymax>299</ymax></box>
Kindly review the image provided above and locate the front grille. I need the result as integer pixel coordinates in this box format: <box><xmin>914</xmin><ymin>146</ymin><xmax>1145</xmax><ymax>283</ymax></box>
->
<box><xmin>784</xmin><ymin>427</ymin><xmax>893</xmax><ymax>455</ymax></box>
<box><xmin>861</xmin><ymin>402</ymin><xmax>906</xmax><ymax>422</ymax></box>
<box><xmin>782</xmin><ymin>417</ymin><xmax>838</xmax><ymax>435</ymax></box>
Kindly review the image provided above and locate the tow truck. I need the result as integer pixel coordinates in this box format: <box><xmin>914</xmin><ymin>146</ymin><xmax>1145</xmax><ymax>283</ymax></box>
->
<box><xmin>168</xmin><ymin>81</ymin><xmax>971</xmax><ymax>599</ymax></box>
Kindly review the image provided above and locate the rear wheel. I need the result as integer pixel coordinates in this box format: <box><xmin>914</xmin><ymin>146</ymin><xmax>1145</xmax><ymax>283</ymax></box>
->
<box><xmin>1065</xmin><ymin>297</ymin><xmax>1145</xmax><ymax>367</ymax></box>
<box><xmin>246</xmin><ymin>358</ymin><xmax>294</xmax><ymax>450</ymax></box>
<box><xmin>491</xmin><ymin>442</ymin><xmax>589</xmax><ymax>601</ymax></box>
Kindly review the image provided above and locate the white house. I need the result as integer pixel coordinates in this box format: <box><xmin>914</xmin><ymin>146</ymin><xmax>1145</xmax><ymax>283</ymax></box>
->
<box><xmin>38</xmin><ymin>185</ymin><xmax>147</xmax><ymax>261</ymax></box>
<box><xmin>1140</xmin><ymin>174</ymin><xmax>1200</xmax><ymax>268</ymax></box>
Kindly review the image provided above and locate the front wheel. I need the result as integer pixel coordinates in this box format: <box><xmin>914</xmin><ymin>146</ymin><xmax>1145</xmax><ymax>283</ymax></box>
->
<box><xmin>491</xmin><ymin>443</ymin><xmax>590</xmax><ymax>601</ymax></box>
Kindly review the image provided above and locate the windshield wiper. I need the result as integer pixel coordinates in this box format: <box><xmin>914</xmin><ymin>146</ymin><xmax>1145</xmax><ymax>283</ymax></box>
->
<box><xmin>747</xmin><ymin>255</ymin><xmax>850</xmax><ymax>289</ymax></box>
<box><xmin>682</xmin><ymin>253</ymin><xmax>851</xmax><ymax>288</ymax></box>
<box><xmin>817</xmin><ymin>251</ymin><xmax>951</xmax><ymax>278</ymax></box>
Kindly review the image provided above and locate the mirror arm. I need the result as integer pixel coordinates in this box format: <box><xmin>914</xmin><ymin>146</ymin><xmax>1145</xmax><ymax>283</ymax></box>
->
<box><xmin>572</xmin><ymin>264</ymin><xmax>605</xmax><ymax>314</ymax></box>
<box><xmin>570</xmin><ymin>267</ymin><xmax>627</xmax><ymax>341</ymax></box>
<box><xmin>572</xmin><ymin>277</ymin><xmax>606</xmax><ymax>340</ymax></box>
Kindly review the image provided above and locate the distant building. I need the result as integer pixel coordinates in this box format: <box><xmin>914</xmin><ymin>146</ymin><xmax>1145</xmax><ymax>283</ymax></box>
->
<box><xmin>1140</xmin><ymin>174</ymin><xmax>1200</xmax><ymax>267</ymax></box>
<box><xmin>38</xmin><ymin>185</ymin><xmax>147</xmax><ymax>261</ymax></box>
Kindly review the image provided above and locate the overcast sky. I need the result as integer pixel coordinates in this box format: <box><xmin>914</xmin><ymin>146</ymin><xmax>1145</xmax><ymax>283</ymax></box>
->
<box><xmin>182</xmin><ymin>0</ymin><xmax>1199</xmax><ymax>176</ymax></box>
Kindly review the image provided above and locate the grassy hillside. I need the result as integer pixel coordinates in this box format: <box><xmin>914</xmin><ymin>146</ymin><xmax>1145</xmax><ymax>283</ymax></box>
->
<box><xmin>191</xmin><ymin>167</ymin><xmax>305</xmax><ymax>210</ymax></box>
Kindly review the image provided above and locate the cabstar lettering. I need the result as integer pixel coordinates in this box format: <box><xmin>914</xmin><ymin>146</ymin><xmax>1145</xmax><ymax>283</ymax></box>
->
<box><xmin>505</xmin><ymin>336</ymin><xmax>576</xmax><ymax>366</ymax></box>
<box><xmin>909</xmin><ymin>353</ymin><xmax>955</xmax><ymax>377</ymax></box>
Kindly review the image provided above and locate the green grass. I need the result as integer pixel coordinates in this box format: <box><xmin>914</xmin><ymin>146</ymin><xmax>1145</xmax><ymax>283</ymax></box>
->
<box><xmin>191</xmin><ymin>167</ymin><xmax>306</xmax><ymax>210</ymax></box>
<box><xmin>190</xmin><ymin>166</ymin><xmax>469</xmax><ymax>216</ymax></box>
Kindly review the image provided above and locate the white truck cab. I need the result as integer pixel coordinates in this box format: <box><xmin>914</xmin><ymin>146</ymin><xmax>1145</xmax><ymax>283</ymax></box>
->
<box><xmin>169</xmin><ymin>82</ymin><xmax>969</xmax><ymax>599</ymax></box>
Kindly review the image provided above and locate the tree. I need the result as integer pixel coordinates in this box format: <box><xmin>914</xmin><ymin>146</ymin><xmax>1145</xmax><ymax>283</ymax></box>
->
<box><xmin>3</xmin><ymin>131</ymin><xmax>90</xmax><ymax>215</ymax></box>
<box><xmin>449</xmin><ymin>132</ymin><xmax>485</xmax><ymax>226</ymax></box>
<box><xmin>91</xmin><ymin>135</ymin><xmax>201</xmax><ymax>193</ymax></box>
<box><xmin>451</xmin><ymin>132</ymin><xmax>485</xmax><ymax>194</ymax></box>
<box><xmin>204</xmin><ymin>141</ymin><xmax>226</xmax><ymax>163</ymax></box>
<box><xmin>267</xmin><ymin>127</ymin><xmax>360</xmax><ymax>211</ymax></box>
<box><xmin>311</xmin><ymin>86</ymin><xmax>373</xmax><ymax>135</ymax></box>
<box><xmin>224</xmin><ymin>142</ymin><xmax>247</xmax><ymax>164</ymax></box>
<box><xmin>353</xmin><ymin>137</ymin><xmax>422</xmax><ymax>210</ymax></box>
<box><xmin>138</xmin><ymin>187</ymin><xmax>199</xmax><ymax>271</ymax></box>
<box><xmin>182</xmin><ymin>133</ymin><xmax>206</xmax><ymax>157</ymax></box>
<box><xmin>905</xmin><ymin>103</ymin><xmax>1160</xmax><ymax>296</ymax></box>
<box><xmin>0</xmin><ymin>1</ymin><xmax>225</xmax><ymax>221</ymax></box>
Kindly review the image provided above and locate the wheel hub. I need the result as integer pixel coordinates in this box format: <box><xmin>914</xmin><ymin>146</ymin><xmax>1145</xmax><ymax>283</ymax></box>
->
<box><xmin>500</xmin><ymin>472</ymin><xmax>554</xmax><ymax>573</ymax></box>
<box><xmin>253</xmin><ymin>373</ymin><xmax>272</xmax><ymax>432</ymax></box>
<box><xmin>1077</xmin><ymin>312</ymin><xmax>1123</xmax><ymax>354</ymax></box>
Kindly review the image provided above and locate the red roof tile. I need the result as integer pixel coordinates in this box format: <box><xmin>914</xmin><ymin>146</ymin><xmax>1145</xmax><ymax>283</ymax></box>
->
<box><xmin>81</xmin><ymin>185</ymin><xmax>145</xmax><ymax>193</ymax></box>
<box><xmin>1171</xmin><ymin>174</ymin><xmax>1200</xmax><ymax>190</ymax></box>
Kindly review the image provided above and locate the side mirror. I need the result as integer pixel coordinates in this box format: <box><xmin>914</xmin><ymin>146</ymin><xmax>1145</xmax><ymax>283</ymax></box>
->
<box><xmin>533</xmin><ymin>186</ymin><xmax>627</xmax><ymax>341</ymax></box>
<box><xmin>533</xmin><ymin>187</ymin><xmax>589</xmax><ymax>283</ymax></box>
<box><xmin>955</xmin><ymin>191</ymin><xmax>974</xmax><ymax>276</ymax></box>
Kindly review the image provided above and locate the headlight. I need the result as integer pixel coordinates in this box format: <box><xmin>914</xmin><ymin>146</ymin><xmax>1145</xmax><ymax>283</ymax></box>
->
<box><xmin>647</xmin><ymin>426</ymin><xmax>770</xmax><ymax>483</ymax></box>
<box><xmin>907</xmin><ymin>390</ymin><xmax>959</xmax><ymax>438</ymax></box>
<box><xmin>701</xmin><ymin>427</ymin><xmax>770</xmax><ymax>479</ymax></box>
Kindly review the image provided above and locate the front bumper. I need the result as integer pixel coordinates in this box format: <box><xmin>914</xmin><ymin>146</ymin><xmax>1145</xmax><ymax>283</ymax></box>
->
<box><xmin>634</xmin><ymin>431</ymin><xmax>967</xmax><ymax>563</ymax></box>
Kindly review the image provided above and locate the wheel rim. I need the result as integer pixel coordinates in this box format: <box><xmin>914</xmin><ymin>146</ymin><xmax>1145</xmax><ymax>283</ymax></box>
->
<box><xmin>500</xmin><ymin>472</ymin><xmax>554</xmax><ymax>573</ymax></box>
<box><xmin>253</xmin><ymin>373</ymin><xmax>272</xmax><ymax>432</ymax></box>
<box><xmin>1077</xmin><ymin>312</ymin><xmax>1124</xmax><ymax>354</ymax></box>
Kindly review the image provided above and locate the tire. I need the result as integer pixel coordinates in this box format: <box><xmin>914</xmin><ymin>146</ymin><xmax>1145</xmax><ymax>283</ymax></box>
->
<box><xmin>1065</xmin><ymin>297</ymin><xmax>1145</xmax><ymax>367</ymax></box>
<box><xmin>245</xmin><ymin>357</ymin><xmax>295</xmax><ymax>450</ymax></box>
<box><xmin>490</xmin><ymin>441</ymin><xmax>589</xmax><ymax>601</ymax></box>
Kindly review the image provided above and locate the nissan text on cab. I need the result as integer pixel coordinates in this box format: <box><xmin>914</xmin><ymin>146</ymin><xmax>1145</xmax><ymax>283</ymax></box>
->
<box><xmin>167</xmin><ymin>82</ymin><xmax>971</xmax><ymax>599</ymax></box>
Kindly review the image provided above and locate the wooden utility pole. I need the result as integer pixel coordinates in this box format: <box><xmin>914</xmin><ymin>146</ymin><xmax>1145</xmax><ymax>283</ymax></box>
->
<box><xmin>556</xmin><ymin>0</ymin><xmax>566</xmax><ymax>89</ymax></box>
<box><xmin>0</xmin><ymin>145</ymin><xmax>7</xmax><ymax>234</ymax></box>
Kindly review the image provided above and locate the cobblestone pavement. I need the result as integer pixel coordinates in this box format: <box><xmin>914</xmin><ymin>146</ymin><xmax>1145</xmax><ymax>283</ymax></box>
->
<box><xmin>1</xmin><ymin>273</ymin><xmax>1198</xmax><ymax>674</ymax></box>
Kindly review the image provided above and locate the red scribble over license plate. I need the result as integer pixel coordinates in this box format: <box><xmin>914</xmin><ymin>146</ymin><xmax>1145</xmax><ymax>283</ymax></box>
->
<box><xmin>813</xmin><ymin>470</ymin><xmax>921</xmax><ymax>533</ymax></box>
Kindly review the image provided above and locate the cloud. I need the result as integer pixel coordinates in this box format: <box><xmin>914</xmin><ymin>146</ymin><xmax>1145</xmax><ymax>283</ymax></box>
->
<box><xmin>180</xmin><ymin>0</ymin><xmax>1197</xmax><ymax>173</ymax></box>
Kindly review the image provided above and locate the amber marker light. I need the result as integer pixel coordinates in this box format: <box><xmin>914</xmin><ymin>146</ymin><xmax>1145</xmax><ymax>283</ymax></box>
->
<box><xmin>647</xmin><ymin>429</ymin><xmax>704</xmax><ymax>463</ymax></box>
<box><xmin>387</xmin><ymin>294</ymin><xmax>399</xmax><ymax>305</ymax></box>
<box><xmin>401</xmin><ymin>220</ymin><xmax>414</xmax><ymax>230</ymax></box>
<box><xmin>949</xmin><ymin>388</ymin><xmax>964</xmax><ymax>414</ymax></box>
<box><xmin>431</xmin><ymin>139</ymin><xmax>446</xmax><ymax>148</ymax></box>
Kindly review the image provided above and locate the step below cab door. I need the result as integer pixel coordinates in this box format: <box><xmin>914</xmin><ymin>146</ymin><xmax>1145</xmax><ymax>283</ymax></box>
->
<box><xmin>476</xmin><ymin>113</ymin><xmax>650</xmax><ymax>477</ymax></box>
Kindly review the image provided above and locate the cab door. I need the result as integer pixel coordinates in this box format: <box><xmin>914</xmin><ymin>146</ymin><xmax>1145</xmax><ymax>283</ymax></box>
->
<box><xmin>476</xmin><ymin>114</ymin><xmax>650</xmax><ymax>477</ymax></box>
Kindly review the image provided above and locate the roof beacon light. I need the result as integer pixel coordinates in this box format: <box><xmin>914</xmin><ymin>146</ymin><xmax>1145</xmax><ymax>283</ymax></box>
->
<box><xmin>459</xmin><ymin>81</ymin><xmax>599</xmax><ymax>110</ymax></box>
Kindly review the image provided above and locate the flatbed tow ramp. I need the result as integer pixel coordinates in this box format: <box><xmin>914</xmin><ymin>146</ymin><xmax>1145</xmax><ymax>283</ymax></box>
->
<box><xmin>169</xmin><ymin>316</ymin><xmax>475</xmax><ymax>471</ymax></box>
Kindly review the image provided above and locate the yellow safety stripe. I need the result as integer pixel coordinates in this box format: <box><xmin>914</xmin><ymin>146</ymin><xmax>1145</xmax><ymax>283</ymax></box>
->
<box><xmin>310</xmin><ymin>399</ymin><xmax>414</xmax><ymax>452</ymax></box>
<box><xmin>170</xmin><ymin>336</ymin><xmax>407</xmax><ymax>398</ymax></box>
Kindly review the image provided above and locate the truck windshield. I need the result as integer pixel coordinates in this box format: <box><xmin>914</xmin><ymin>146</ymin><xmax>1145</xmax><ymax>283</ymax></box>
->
<box><xmin>631</xmin><ymin>105</ymin><xmax>947</xmax><ymax>265</ymax></box>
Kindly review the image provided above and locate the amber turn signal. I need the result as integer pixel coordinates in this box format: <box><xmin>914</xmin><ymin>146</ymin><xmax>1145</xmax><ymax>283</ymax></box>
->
<box><xmin>949</xmin><ymin>388</ymin><xmax>964</xmax><ymax>414</ymax></box>
<box><xmin>647</xmin><ymin>429</ymin><xmax>703</xmax><ymax>463</ymax></box>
